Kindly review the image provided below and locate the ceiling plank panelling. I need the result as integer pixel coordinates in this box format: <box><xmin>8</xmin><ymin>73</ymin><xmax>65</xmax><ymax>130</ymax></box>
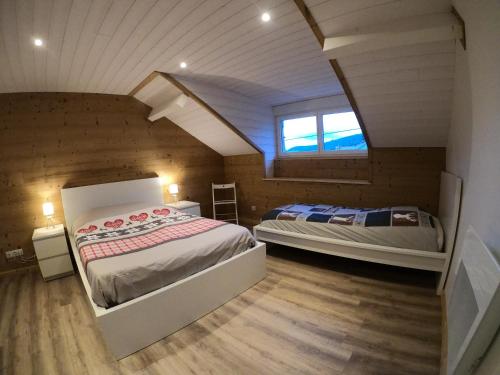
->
<box><xmin>0</xmin><ymin>0</ymin><xmax>340</xmax><ymax>108</ymax></box>
<box><xmin>338</xmin><ymin>40</ymin><xmax>456</xmax><ymax>67</ymax></box>
<box><xmin>2</xmin><ymin>0</ymin><xmax>25</xmax><ymax>90</ymax></box>
<box><xmin>352</xmin><ymin>79</ymin><xmax>454</xmax><ymax>97</ymax></box>
<box><xmin>303</xmin><ymin>0</ymin><xmax>456</xmax><ymax>147</ymax></box>
<box><xmin>104</xmin><ymin>0</ymin><xmax>210</xmax><ymax>93</ymax></box>
<box><xmin>310</xmin><ymin>0</ymin><xmax>451</xmax><ymax>35</ymax></box>
<box><xmin>16</xmin><ymin>0</ymin><xmax>36</xmax><ymax>92</ymax></box>
<box><xmin>170</xmin><ymin>74</ymin><xmax>276</xmax><ymax>175</ymax></box>
<box><xmin>66</xmin><ymin>0</ymin><xmax>113</xmax><ymax>92</ymax></box>
<box><xmin>0</xmin><ymin>0</ymin><xmax>458</xmax><ymax>150</ymax></box>
<box><xmin>33</xmin><ymin>0</ymin><xmax>53</xmax><ymax>91</ymax></box>
<box><xmin>116</xmin><ymin>0</ymin><xmax>231</xmax><ymax>93</ymax></box>
<box><xmin>181</xmin><ymin>3</ymin><xmax>299</xmax><ymax>74</ymax></box>
<box><xmin>76</xmin><ymin>0</ymin><xmax>135</xmax><ymax>91</ymax></box>
<box><xmin>98</xmin><ymin>0</ymin><xmax>190</xmax><ymax>93</ymax></box>
<box><xmin>130</xmin><ymin>72</ymin><xmax>270</xmax><ymax>157</ymax></box>
<box><xmin>86</xmin><ymin>0</ymin><xmax>157</xmax><ymax>93</ymax></box>
<box><xmin>118</xmin><ymin>0</ymin><xmax>247</xmax><ymax>92</ymax></box>
<box><xmin>342</xmin><ymin>53</ymin><xmax>455</xmax><ymax>78</ymax></box>
<box><xmin>46</xmin><ymin>0</ymin><xmax>75</xmax><ymax>92</ymax></box>
<box><xmin>57</xmin><ymin>0</ymin><xmax>92</xmax><ymax>92</ymax></box>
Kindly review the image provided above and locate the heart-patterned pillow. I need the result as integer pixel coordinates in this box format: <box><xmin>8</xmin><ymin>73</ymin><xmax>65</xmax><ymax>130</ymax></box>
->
<box><xmin>104</xmin><ymin>219</ymin><xmax>124</xmax><ymax>229</ymax></box>
<box><xmin>129</xmin><ymin>213</ymin><xmax>148</xmax><ymax>222</ymax></box>
<box><xmin>153</xmin><ymin>208</ymin><xmax>170</xmax><ymax>216</ymax></box>
<box><xmin>78</xmin><ymin>225</ymin><xmax>98</xmax><ymax>234</ymax></box>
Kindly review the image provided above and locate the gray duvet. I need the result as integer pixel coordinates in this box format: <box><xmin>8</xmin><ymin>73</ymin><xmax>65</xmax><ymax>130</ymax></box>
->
<box><xmin>259</xmin><ymin>219</ymin><xmax>443</xmax><ymax>252</ymax></box>
<box><xmin>73</xmin><ymin>203</ymin><xmax>255</xmax><ymax>308</ymax></box>
<box><xmin>259</xmin><ymin>204</ymin><xmax>444</xmax><ymax>252</ymax></box>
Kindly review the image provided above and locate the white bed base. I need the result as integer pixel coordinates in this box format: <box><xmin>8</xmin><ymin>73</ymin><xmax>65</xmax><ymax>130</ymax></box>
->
<box><xmin>61</xmin><ymin>177</ymin><xmax>266</xmax><ymax>359</ymax></box>
<box><xmin>254</xmin><ymin>171</ymin><xmax>462</xmax><ymax>295</ymax></box>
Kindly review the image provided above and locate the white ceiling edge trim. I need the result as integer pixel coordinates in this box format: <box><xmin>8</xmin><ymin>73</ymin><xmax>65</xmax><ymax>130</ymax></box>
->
<box><xmin>323</xmin><ymin>13</ymin><xmax>463</xmax><ymax>59</ymax></box>
<box><xmin>133</xmin><ymin>75</ymin><xmax>258</xmax><ymax>157</ymax></box>
<box><xmin>148</xmin><ymin>94</ymin><xmax>188</xmax><ymax>122</ymax></box>
<box><xmin>272</xmin><ymin>94</ymin><xmax>351</xmax><ymax>117</ymax></box>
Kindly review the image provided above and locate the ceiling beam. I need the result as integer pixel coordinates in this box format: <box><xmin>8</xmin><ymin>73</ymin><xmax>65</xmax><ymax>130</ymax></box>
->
<box><xmin>148</xmin><ymin>94</ymin><xmax>188</xmax><ymax>122</ymax></box>
<box><xmin>293</xmin><ymin>0</ymin><xmax>371</xmax><ymax>148</ymax></box>
<box><xmin>293</xmin><ymin>0</ymin><xmax>324</xmax><ymax>46</ymax></box>
<box><xmin>323</xmin><ymin>14</ymin><xmax>463</xmax><ymax>60</ymax></box>
<box><xmin>128</xmin><ymin>71</ymin><xmax>160</xmax><ymax>97</ymax></box>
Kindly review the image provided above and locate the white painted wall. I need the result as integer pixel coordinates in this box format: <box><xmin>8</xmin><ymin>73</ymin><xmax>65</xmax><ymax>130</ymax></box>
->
<box><xmin>445</xmin><ymin>1</ymin><xmax>500</xmax><ymax>372</ymax></box>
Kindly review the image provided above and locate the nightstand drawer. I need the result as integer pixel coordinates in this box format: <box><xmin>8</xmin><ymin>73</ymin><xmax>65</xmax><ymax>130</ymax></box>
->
<box><xmin>34</xmin><ymin>235</ymin><xmax>68</xmax><ymax>260</ymax></box>
<box><xmin>38</xmin><ymin>254</ymin><xmax>73</xmax><ymax>280</ymax></box>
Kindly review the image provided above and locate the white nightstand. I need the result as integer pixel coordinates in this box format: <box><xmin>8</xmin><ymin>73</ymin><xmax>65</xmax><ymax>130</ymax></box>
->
<box><xmin>32</xmin><ymin>224</ymin><xmax>74</xmax><ymax>281</ymax></box>
<box><xmin>165</xmin><ymin>201</ymin><xmax>201</xmax><ymax>216</ymax></box>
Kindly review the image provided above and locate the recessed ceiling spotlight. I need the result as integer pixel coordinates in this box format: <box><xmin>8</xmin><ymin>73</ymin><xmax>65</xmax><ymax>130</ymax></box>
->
<box><xmin>261</xmin><ymin>12</ymin><xmax>271</xmax><ymax>22</ymax></box>
<box><xmin>180</xmin><ymin>62</ymin><xmax>187</xmax><ymax>69</ymax></box>
<box><xmin>33</xmin><ymin>38</ymin><xmax>44</xmax><ymax>47</ymax></box>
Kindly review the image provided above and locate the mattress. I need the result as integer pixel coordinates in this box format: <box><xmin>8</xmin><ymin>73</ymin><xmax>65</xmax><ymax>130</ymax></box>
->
<box><xmin>73</xmin><ymin>203</ymin><xmax>255</xmax><ymax>308</ymax></box>
<box><xmin>260</xmin><ymin>204</ymin><xmax>444</xmax><ymax>252</ymax></box>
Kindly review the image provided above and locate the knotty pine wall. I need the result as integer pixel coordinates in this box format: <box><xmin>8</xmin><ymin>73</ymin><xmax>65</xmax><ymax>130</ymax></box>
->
<box><xmin>274</xmin><ymin>158</ymin><xmax>370</xmax><ymax>180</ymax></box>
<box><xmin>0</xmin><ymin>93</ymin><xmax>224</xmax><ymax>273</ymax></box>
<box><xmin>225</xmin><ymin>148</ymin><xmax>445</xmax><ymax>226</ymax></box>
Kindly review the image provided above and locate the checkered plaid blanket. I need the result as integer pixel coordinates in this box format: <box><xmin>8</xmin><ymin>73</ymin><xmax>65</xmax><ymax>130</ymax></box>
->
<box><xmin>262</xmin><ymin>204</ymin><xmax>436</xmax><ymax>228</ymax></box>
<box><xmin>75</xmin><ymin>206</ymin><xmax>226</xmax><ymax>270</ymax></box>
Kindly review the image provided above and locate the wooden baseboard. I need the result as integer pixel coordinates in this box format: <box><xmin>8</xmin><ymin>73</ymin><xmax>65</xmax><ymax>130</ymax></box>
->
<box><xmin>440</xmin><ymin>294</ymin><xmax>448</xmax><ymax>375</ymax></box>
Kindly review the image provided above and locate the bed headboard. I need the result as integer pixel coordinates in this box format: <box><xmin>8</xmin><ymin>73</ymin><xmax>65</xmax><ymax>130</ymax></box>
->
<box><xmin>436</xmin><ymin>171</ymin><xmax>462</xmax><ymax>293</ymax></box>
<box><xmin>61</xmin><ymin>177</ymin><xmax>164</xmax><ymax>231</ymax></box>
<box><xmin>439</xmin><ymin>171</ymin><xmax>462</xmax><ymax>255</ymax></box>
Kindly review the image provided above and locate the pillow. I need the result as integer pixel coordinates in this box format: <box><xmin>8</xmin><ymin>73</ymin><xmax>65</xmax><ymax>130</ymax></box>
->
<box><xmin>71</xmin><ymin>202</ymin><xmax>152</xmax><ymax>234</ymax></box>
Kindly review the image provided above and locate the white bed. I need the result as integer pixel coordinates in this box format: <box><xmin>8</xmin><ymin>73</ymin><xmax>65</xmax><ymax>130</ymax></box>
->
<box><xmin>61</xmin><ymin>177</ymin><xmax>266</xmax><ymax>359</ymax></box>
<box><xmin>254</xmin><ymin>171</ymin><xmax>462</xmax><ymax>295</ymax></box>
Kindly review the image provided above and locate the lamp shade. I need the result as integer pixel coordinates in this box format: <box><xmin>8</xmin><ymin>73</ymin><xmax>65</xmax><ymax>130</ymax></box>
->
<box><xmin>168</xmin><ymin>183</ymin><xmax>179</xmax><ymax>195</ymax></box>
<box><xmin>42</xmin><ymin>202</ymin><xmax>54</xmax><ymax>217</ymax></box>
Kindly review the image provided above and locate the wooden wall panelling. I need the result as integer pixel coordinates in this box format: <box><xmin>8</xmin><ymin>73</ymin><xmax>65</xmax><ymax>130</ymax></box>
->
<box><xmin>0</xmin><ymin>93</ymin><xmax>225</xmax><ymax>273</ymax></box>
<box><xmin>224</xmin><ymin>148</ymin><xmax>445</xmax><ymax>227</ymax></box>
<box><xmin>274</xmin><ymin>158</ymin><xmax>370</xmax><ymax>180</ymax></box>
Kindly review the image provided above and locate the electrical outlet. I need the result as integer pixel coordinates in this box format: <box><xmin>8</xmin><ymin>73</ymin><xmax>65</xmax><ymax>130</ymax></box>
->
<box><xmin>5</xmin><ymin>248</ymin><xmax>23</xmax><ymax>260</ymax></box>
<box><xmin>251</xmin><ymin>205</ymin><xmax>256</xmax><ymax>212</ymax></box>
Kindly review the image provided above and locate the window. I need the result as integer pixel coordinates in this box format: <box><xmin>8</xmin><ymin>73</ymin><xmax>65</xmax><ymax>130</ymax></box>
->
<box><xmin>281</xmin><ymin>115</ymin><xmax>318</xmax><ymax>153</ymax></box>
<box><xmin>322</xmin><ymin>112</ymin><xmax>368</xmax><ymax>152</ymax></box>
<box><xmin>278</xmin><ymin>111</ymin><xmax>367</xmax><ymax>157</ymax></box>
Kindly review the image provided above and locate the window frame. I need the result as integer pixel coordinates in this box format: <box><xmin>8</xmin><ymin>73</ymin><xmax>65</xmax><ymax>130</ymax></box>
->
<box><xmin>276</xmin><ymin>109</ymin><xmax>368</xmax><ymax>159</ymax></box>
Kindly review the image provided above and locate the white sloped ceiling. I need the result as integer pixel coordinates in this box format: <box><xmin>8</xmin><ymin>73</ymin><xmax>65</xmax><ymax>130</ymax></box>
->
<box><xmin>133</xmin><ymin>75</ymin><xmax>259</xmax><ymax>156</ymax></box>
<box><xmin>0</xmin><ymin>0</ymin><xmax>341</xmax><ymax>105</ymax></box>
<box><xmin>303</xmin><ymin>0</ymin><xmax>456</xmax><ymax>147</ymax></box>
<box><xmin>0</xmin><ymin>0</ymin><xmax>458</xmax><ymax>150</ymax></box>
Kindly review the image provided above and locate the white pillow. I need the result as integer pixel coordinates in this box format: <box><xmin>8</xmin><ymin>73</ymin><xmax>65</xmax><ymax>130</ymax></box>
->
<box><xmin>71</xmin><ymin>202</ymin><xmax>152</xmax><ymax>234</ymax></box>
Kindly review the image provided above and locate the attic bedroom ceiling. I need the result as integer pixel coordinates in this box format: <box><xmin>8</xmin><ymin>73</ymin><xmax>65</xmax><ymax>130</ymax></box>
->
<box><xmin>0</xmin><ymin>0</ymin><xmax>341</xmax><ymax>106</ymax></box>
<box><xmin>0</xmin><ymin>0</ymin><xmax>458</xmax><ymax>149</ymax></box>
<box><xmin>302</xmin><ymin>0</ymin><xmax>457</xmax><ymax>147</ymax></box>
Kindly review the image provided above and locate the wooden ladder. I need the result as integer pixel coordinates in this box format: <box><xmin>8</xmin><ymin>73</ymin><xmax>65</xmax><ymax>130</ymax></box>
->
<box><xmin>212</xmin><ymin>182</ymin><xmax>239</xmax><ymax>225</ymax></box>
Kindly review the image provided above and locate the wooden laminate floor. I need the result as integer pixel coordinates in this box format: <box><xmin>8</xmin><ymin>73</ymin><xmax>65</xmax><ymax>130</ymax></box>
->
<box><xmin>0</xmin><ymin>246</ymin><xmax>442</xmax><ymax>375</ymax></box>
